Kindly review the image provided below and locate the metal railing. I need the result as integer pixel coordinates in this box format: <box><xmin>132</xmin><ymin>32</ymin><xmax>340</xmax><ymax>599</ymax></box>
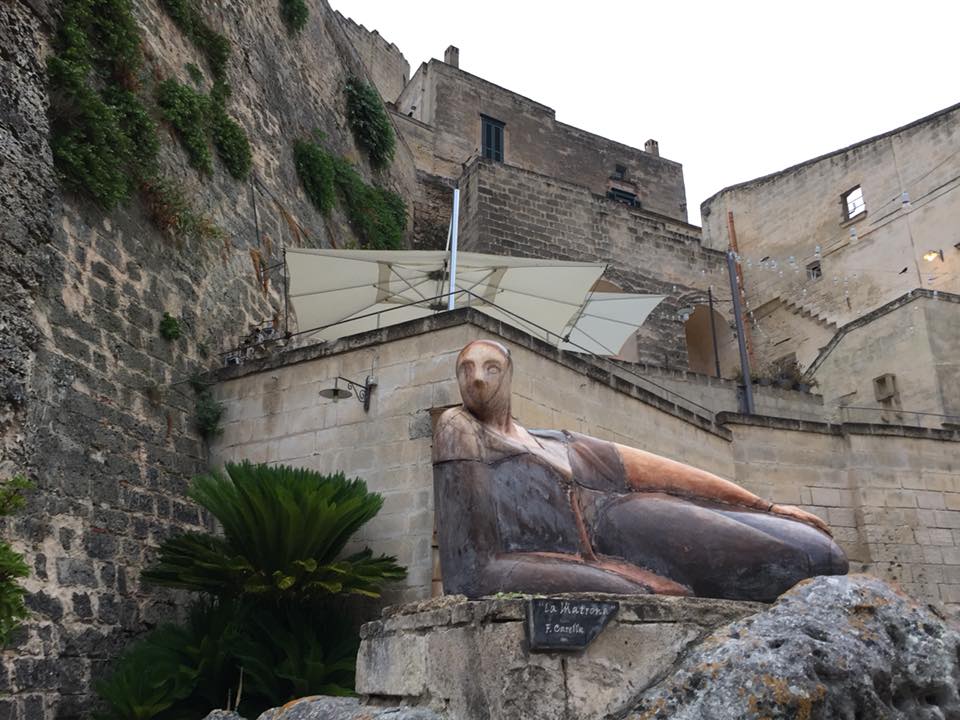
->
<box><xmin>838</xmin><ymin>405</ymin><xmax>960</xmax><ymax>429</ymax></box>
<box><xmin>222</xmin><ymin>288</ymin><xmax>720</xmax><ymax>421</ymax></box>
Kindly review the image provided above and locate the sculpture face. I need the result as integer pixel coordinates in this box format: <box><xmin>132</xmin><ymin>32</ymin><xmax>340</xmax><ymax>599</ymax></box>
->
<box><xmin>456</xmin><ymin>340</ymin><xmax>512</xmax><ymax>422</ymax></box>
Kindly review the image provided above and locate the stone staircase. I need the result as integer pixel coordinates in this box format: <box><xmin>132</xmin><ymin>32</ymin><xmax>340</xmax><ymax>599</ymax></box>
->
<box><xmin>778</xmin><ymin>290</ymin><xmax>840</xmax><ymax>330</ymax></box>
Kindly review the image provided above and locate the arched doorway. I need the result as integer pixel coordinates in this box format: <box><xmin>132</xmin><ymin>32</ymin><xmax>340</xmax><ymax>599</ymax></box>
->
<box><xmin>684</xmin><ymin>304</ymin><xmax>727</xmax><ymax>376</ymax></box>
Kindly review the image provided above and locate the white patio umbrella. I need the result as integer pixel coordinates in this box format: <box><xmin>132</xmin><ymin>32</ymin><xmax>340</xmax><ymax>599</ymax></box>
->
<box><xmin>285</xmin><ymin>249</ymin><xmax>664</xmax><ymax>356</ymax></box>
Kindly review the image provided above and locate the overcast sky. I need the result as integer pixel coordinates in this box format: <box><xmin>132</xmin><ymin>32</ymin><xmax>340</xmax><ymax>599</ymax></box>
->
<box><xmin>331</xmin><ymin>0</ymin><xmax>958</xmax><ymax>225</ymax></box>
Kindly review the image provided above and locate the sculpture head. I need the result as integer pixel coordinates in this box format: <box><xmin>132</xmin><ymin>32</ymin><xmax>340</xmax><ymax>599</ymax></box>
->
<box><xmin>456</xmin><ymin>340</ymin><xmax>513</xmax><ymax>423</ymax></box>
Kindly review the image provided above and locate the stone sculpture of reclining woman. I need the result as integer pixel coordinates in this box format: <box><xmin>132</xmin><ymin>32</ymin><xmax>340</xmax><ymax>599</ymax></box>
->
<box><xmin>432</xmin><ymin>339</ymin><xmax>848</xmax><ymax>602</ymax></box>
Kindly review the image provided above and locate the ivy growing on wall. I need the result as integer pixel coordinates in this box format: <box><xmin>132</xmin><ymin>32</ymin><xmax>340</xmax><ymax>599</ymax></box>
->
<box><xmin>158</xmin><ymin>0</ymin><xmax>231</xmax><ymax>82</ymax></box>
<box><xmin>157</xmin><ymin>79</ymin><xmax>213</xmax><ymax>175</ymax></box>
<box><xmin>294</xmin><ymin>140</ymin><xmax>335</xmax><ymax>214</ymax></box>
<box><xmin>47</xmin><ymin>0</ymin><xmax>159</xmax><ymax>208</ymax></box>
<box><xmin>331</xmin><ymin>157</ymin><xmax>405</xmax><ymax>250</ymax></box>
<box><xmin>48</xmin><ymin>0</ymin><xmax>233</xmax><ymax>241</ymax></box>
<box><xmin>156</xmin><ymin>0</ymin><xmax>252</xmax><ymax>180</ymax></box>
<box><xmin>293</xmin><ymin>139</ymin><xmax>406</xmax><ymax>250</ymax></box>
<box><xmin>158</xmin><ymin>312</ymin><xmax>182</xmax><ymax>341</ymax></box>
<box><xmin>279</xmin><ymin>0</ymin><xmax>309</xmax><ymax>33</ymax></box>
<box><xmin>0</xmin><ymin>476</ymin><xmax>31</xmax><ymax>646</ymax></box>
<box><xmin>344</xmin><ymin>77</ymin><xmax>395</xmax><ymax>170</ymax></box>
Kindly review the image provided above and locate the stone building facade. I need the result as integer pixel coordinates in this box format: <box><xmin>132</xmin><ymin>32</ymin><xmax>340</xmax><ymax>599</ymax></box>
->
<box><xmin>1</xmin><ymin>0</ymin><xmax>419</xmax><ymax>717</ymax></box>
<box><xmin>456</xmin><ymin>158</ymin><xmax>735</xmax><ymax>368</ymax></box>
<box><xmin>701</xmin><ymin>103</ymin><xmax>960</xmax><ymax>422</ymax></box>
<box><xmin>330</xmin><ymin>34</ymin><xmax>729</xmax><ymax>367</ymax></box>
<box><xmin>210</xmin><ymin>311</ymin><xmax>960</xmax><ymax>611</ymax></box>
<box><xmin>5</xmin><ymin>0</ymin><xmax>960</xmax><ymax>716</ymax></box>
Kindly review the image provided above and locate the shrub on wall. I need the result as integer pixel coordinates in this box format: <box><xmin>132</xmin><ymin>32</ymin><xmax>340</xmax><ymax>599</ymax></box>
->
<box><xmin>48</xmin><ymin>0</ymin><xmax>230</xmax><ymax>240</ymax></box>
<box><xmin>294</xmin><ymin>139</ymin><xmax>335</xmax><ymax>215</ymax></box>
<box><xmin>157</xmin><ymin>79</ymin><xmax>213</xmax><ymax>175</ymax></box>
<box><xmin>158</xmin><ymin>0</ymin><xmax>231</xmax><ymax>81</ymax></box>
<box><xmin>48</xmin><ymin>0</ymin><xmax>159</xmax><ymax>208</ymax></box>
<box><xmin>293</xmin><ymin>140</ymin><xmax>407</xmax><ymax>249</ymax></box>
<box><xmin>158</xmin><ymin>312</ymin><xmax>182</xmax><ymax>340</ymax></box>
<box><xmin>332</xmin><ymin>157</ymin><xmax>406</xmax><ymax>250</ymax></box>
<box><xmin>344</xmin><ymin>77</ymin><xmax>395</xmax><ymax>170</ymax></box>
<box><xmin>96</xmin><ymin>462</ymin><xmax>404</xmax><ymax>718</ymax></box>
<box><xmin>279</xmin><ymin>0</ymin><xmax>309</xmax><ymax>33</ymax></box>
<box><xmin>210</xmin><ymin>108</ymin><xmax>252</xmax><ymax>180</ymax></box>
<box><xmin>0</xmin><ymin>476</ymin><xmax>32</xmax><ymax>646</ymax></box>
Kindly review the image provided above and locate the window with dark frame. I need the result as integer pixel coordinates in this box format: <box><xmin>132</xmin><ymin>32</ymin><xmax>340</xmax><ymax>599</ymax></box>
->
<box><xmin>612</xmin><ymin>164</ymin><xmax>627</xmax><ymax>181</ymax></box>
<box><xmin>806</xmin><ymin>261</ymin><xmax>822</xmax><ymax>281</ymax></box>
<box><xmin>481</xmin><ymin>115</ymin><xmax>504</xmax><ymax>162</ymax></box>
<box><xmin>606</xmin><ymin>188</ymin><xmax>638</xmax><ymax>207</ymax></box>
<box><xmin>842</xmin><ymin>185</ymin><xmax>866</xmax><ymax>221</ymax></box>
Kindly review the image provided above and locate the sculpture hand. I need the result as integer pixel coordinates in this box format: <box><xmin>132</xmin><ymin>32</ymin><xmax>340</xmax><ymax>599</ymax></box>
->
<box><xmin>770</xmin><ymin>504</ymin><xmax>832</xmax><ymax>536</ymax></box>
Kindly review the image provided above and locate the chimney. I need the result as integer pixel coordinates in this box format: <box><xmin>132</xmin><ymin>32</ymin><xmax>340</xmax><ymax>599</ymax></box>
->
<box><xmin>644</xmin><ymin>139</ymin><xmax>659</xmax><ymax>157</ymax></box>
<box><xmin>444</xmin><ymin>45</ymin><xmax>459</xmax><ymax>68</ymax></box>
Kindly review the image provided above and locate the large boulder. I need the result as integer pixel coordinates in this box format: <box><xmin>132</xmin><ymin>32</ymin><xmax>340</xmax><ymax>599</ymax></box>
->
<box><xmin>256</xmin><ymin>696</ymin><xmax>444</xmax><ymax>720</ymax></box>
<box><xmin>629</xmin><ymin>574</ymin><xmax>960</xmax><ymax>719</ymax></box>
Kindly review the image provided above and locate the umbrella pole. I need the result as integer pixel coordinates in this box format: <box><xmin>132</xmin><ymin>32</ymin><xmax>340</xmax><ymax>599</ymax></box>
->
<box><xmin>448</xmin><ymin>188</ymin><xmax>460</xmax><ymax>311</ymax></box>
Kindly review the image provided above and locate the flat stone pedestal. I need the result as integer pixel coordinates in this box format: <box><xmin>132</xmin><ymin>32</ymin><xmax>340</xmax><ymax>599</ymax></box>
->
<box><xmin>356</xmin><ymin>593</ymin><xmax>763</xmax><ymax>720</ymax></box>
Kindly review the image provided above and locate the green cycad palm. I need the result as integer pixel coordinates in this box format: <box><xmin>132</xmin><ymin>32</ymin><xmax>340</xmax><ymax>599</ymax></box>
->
<box><xmin>143</xmin><ymin>461</ymin><xmax>405</xmax><ymax>600</ymax></box>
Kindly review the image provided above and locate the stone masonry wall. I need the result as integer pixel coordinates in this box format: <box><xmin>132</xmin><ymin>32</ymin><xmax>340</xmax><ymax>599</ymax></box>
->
<box><xmin>334</xmin><ymin>11</ymin><xmax>409</xmax><ymax>103</ymax></box>
<box><xmin>395</xmin><ymin>60</ymin><xmax>688</xmax><ymax>222</ymax></box>
<box><xmin>726</xmin><ymin>416</ymin><xmax>960</xmax><ymax>607</ymax></box>
<box><xmin>209</xmin><ymin>316</ymin><xmax>734</xmax><ymax>603</ymax></box>
<box><xmin>1</xmin><ymin>0</ymin><xmax>420</xmax><ymax>717</ymax></box>
<box><xmin>209</xmin><ymin>313</ymin><xmax>960</xmax><ymax>613</ymax></box>
<box><xmin>457</xmin><ymin>158</ymin><xmax>729</xmax><ymax>368</ymax></box>
<box><xmin>700</xmin><ymin>103</ymin><xmax>960</xmax><ymax>380</ymax></box>
<box><xmin>812</xmin><ymin>294</ymin><xmax>953</xmax><ymax>420</ymax></box>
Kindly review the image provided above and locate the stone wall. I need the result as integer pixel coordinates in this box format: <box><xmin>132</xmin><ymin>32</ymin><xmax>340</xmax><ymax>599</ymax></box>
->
<box><xmin>1</xmin><ymin>0</ymin><xmax>420</xmax><ymax>716</ymax></box>
<box><xmin>356</xmin><ymin>593</ymin><xmax>761</xmax><ymax>719</ymax></box>
<box><xmin>810</xmin><ymin>292</ymin><xmax>960</xmax><ymax>422</ymax></box>
<box><xmin>610</xmin><ymin>363</ymin><xmax>827</xmax><ymax>421</ymax></box>
<box><xmin>726</xmin><ymin>415</ymin><xmax>960</xmax><ymax>606</ymax></box>
<box><xmin>209</xmin><ymin>312</ymin><xmax>960</xmax><ymax>612</ymax></box>
<box><xmin>334</xmin><ymin>11</ymin><xmax>409</xmax><ymax>103</ymax></box>
<box><xmin>395</xmin><ymin>59</ymin><xmax>688</xmax><ymax>221</ymax></box>
<box><xmin>457</xmin><ymin>158</ymin><xmax>729</xmax><ymax>367</ymax></box>
<box><xmin>210</xmin><ymin>313</ymin><xmax>734</xmax><ymax>603</ymax></box>
<box><xmin>700</xmin><ymin>102</ymin><xmax>960</xmax><ymax>382</ymax></box>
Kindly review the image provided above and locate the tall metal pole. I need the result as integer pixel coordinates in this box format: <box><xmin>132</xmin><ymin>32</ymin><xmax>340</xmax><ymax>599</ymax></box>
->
<box><xmin>726</xmin><ymin>211</ymin><xmax>754</xmax><ymax>364</ymax></box>
<box><xmin>727</xmin><ymin>251</ymin><xmax>754</xmax><ymax>414</ymax></box>
<box><xmin>707</xmin><ymin>286</ymin><xmax>721</xmax><ymax>379</ymax></box>
<box><xmin>448</xmin><ymin>188</ymin><xmax>460</xmax><ymax>311</ymax></box>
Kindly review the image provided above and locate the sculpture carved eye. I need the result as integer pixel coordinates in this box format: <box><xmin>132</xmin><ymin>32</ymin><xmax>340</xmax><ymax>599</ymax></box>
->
<box><xmin>485</xmin><ymin>364</ymin><xmax>501</xmax><ymax>375</ymax></box>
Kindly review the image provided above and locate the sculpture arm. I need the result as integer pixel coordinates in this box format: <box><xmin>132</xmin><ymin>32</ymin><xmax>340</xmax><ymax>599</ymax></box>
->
<box><xmin>474</xmin><ymin>553</ymin><xmax>690</xmax><ymax>597</ymax></box>
<box><xmin>613</xmin><ymin>443</ymin><xmax>830</xmax><ymax>534</ymax></box>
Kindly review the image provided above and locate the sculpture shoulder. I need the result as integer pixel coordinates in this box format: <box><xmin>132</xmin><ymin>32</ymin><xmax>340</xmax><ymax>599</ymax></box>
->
<box><xmin>433</xmin><ymin>407</ymin><xmax>484</xmax><ymax>463</ymax></box>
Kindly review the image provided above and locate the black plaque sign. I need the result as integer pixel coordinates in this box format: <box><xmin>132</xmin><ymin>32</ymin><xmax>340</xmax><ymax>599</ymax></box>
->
<box><xmin>526</xmin><ymin>598</ymin><xmax>619</xmax><ymax>651</ymax></box>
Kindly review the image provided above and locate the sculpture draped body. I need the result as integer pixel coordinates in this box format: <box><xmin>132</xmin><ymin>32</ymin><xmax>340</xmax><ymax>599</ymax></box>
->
<box><xmin>433</xmin><ymin>340</ymin><xmax>848</xmax><ymax>602</ymax></box>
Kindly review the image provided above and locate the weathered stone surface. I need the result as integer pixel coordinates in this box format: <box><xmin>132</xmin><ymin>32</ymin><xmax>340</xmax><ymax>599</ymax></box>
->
<box><xmin>629</xmin><ymin>574</ymin><xmax>960</xmax><ymax>720</ymax></box>
<box><xmin>357</xmin><ymin>593</ymin><xmax>762</xmax><ymax>720</ymax></box>
<box><xmin>256</xmin><ymin>696</ymin><xmax>443</xmax><ymax>720</ymax></box>
<box><xmin>202</xmin><ymin>711</ymin><xmax>246</xmax><ymax>720</ymax></box>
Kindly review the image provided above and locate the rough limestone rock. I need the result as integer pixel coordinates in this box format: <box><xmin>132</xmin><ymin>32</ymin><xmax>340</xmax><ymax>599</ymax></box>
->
<box><xmin>629</xmin><ymin>574</ymin><xmax>960</xmax><ymax>720</ymax></box>
<box><xmin>256</xmin><ymin>696</ymin><xmax>444</xmax><ymax>720</ymax></box>
<box><xmin>202</xmin><ymin>712</ymin><xmax>246</xmax><ymax>720</ymax></box>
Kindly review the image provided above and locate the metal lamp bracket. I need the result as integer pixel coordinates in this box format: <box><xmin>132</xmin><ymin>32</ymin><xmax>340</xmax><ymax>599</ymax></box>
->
<box><xmin>322</xmin><ymin>375</ymin><xmax>377</xmax><ymax>412</ymax></box>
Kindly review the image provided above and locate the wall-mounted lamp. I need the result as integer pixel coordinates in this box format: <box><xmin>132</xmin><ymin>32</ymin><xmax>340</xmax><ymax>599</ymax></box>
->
<box><xmin>319</xmin><ymin>376</ymin><xmax>377</xmax><ymax>412</ymax></box>
<box><xmin>923</xmin><ymin>249</ymin><xmax>944</xmax><ymax>262</ymax></box>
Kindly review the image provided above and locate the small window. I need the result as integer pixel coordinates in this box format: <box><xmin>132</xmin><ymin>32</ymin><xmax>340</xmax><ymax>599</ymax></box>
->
<box><xmin>842</xmin><ymin>185</ymin><xmax>866</xmax><ymax>221</ymax></box>
<box><xmin>481</xmin><ymin>115</ymin><xmax>504</xmax><ymax>162</ymax></box>
<box><xmin>606</xmin><ymin>188</ymin><xmax>638</xmax><ymax>207</ymax></box>
<box><xmin>612</xmin><ymin>164</ymin><xmax>627</xmax><ymax>181</ymax></box>
<box><xmin>806</xmin><ymin>261</ymin><xmax>822</xmax><ymax>281</ymax></box>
